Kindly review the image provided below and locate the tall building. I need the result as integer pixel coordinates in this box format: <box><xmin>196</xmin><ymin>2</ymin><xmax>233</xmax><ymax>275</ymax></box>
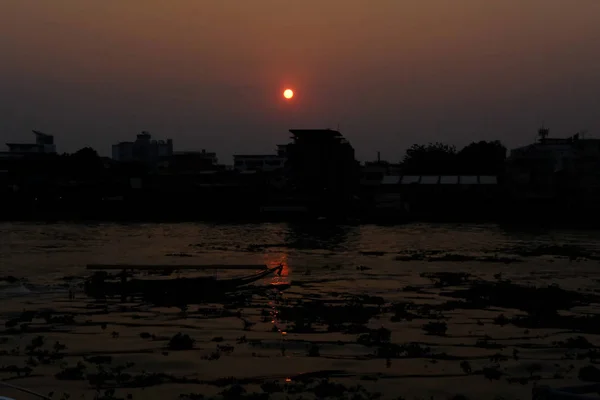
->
<box><xmin>112</xmin><ymin>131</ymin><xmax>173</xmax><ymax>165</ymax></box>
<box><xmin>286</xmin><ymin>129</ymin><xmax>359</xmax><ymax>201</ymax></box>
<box><xmin>5</xmin><ymin>130</ymin><xmax>56</xmax><ymax>154</ymax></box>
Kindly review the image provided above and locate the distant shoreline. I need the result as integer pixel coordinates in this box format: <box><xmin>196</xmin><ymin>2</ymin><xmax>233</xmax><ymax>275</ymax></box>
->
<box><xmin>2</xmin><ymin>212</ymin><xmax>599</xmax><ymax>229</ymax></box>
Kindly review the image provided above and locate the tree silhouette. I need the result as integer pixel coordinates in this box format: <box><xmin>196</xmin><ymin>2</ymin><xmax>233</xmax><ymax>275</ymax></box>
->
<box><xmin>401</xmin><ymin>142</ymin><xmax>457</xmax><ymax>174</ymax></box>
<box><xmin>72</xmin><ymin>147</ymin><xmax>100</xmax><ymax>159</ymax></box>
<box><xmin>401</xmin><ymin>141</ymin><xmax>506</xmax><ymax>175</ymax></box>
<box><xmin>457</xmin><ymin>141</ymin><xmax>507</xmax><ymax>175</ymax></box>
<box><xmin>67</xmin><ymin>147</ymin><xmax>104</xmax><ymax>178</ymax></box>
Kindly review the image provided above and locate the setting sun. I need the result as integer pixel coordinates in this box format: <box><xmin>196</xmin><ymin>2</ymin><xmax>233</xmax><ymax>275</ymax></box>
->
<box><xmin>283</xmin><ymin>89</ymin><xmax>294</xmax><ymax>99</ymax></box>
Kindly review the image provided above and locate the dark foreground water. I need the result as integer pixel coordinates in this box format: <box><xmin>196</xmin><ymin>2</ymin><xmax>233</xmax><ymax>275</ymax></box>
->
<box><xmin>1</xmin><ymin>222</ymin><xmax>600</xmax><ymax>400</ymax></box>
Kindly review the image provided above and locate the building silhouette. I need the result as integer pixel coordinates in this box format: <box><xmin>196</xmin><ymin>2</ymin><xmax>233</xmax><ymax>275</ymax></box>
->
<box><xmin>4</xmin><ymin>130</ymin><xmax>56</xmax><ymax>155</ymax></box>
<box><xmin>233</xmin><ymin>145</ymin><xmax>288</xmax><ymax>172</ymax></box>
<box><xmin>285</xmin><ymin>129</ymin><xmax>359</xmax><ymax>214</ymax></box>
<box><xmin>507</xmin><ymin>127</ymin><xmax>600</xmax><ymax>200</ymax></box>
<box><xmin>112</xmin><ymin>131</ymin><xmax>173</xmax><ymax>165</ymax></box>
<box><xmin>162</xmin><ymin>150</ymin><xmax>219</xmax><ymax>173</ymax></box>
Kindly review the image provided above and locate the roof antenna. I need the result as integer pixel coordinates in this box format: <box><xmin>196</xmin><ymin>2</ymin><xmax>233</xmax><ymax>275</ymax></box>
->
<box><xmin>538</xmin><ymin>123</ymin><xmax>549</xmax><ymax>142</ymax></box>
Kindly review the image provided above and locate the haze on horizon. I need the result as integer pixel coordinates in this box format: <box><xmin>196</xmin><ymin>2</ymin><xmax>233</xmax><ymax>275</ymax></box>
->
<box><xmin>1</xmin><ymin>0</ymin><xmax>599</xmax><ymax>163</ymax></box>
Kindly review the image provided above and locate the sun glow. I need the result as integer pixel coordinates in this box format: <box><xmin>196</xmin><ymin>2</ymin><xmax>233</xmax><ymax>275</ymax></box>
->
<box><xmin>283</xmin><ymin>89</ymin><xmax>294</xmax><ymax>99</ymax></box>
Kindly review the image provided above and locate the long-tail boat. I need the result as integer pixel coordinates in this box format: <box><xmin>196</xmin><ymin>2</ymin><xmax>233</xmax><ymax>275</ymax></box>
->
<box><xmin>84</xmin><ymin>264</ymin><xmax>284</xmax><ymax>301</ymax></box>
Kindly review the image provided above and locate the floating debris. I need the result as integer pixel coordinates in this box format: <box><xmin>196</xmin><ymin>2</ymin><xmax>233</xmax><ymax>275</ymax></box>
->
<box><xmin>168</xmin><ymin>333</ymin><xmax>195</xmax><ymax>350</ymax></box>
<box><xmin>420</xmin><ymin>272</ymin><xmax>471</xmax><ymax>287</ymax></box>
<box><xmin>422</xmin><ymin>321</ymin><xmax>448</xmax><ymax>336</ymax></box>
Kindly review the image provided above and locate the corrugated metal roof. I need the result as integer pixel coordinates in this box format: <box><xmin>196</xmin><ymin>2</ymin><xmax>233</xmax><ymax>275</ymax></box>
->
<box><xmin>420</xmin><ymin>176</ymin><xmax>439</xmax><ymax>184</ymax></box>
<box><xmin>479</xmin><ymin>176</ymin><xmax>498</xmax><ymax>184</ymax></box>
<box><xmin>401</xmin><ymin>176</ymin><xmax>420</xmax><ymax>184</ymax></box>
<box><xmin>440</xmin><ymin>176</ymin><xmax>459</xmax><ymax>184</ymax></box>
<box><xmin>460</xmin><ymin>176</ymin><xmax>479</xmax><ymax>184</ymax></box>
<box><xmin>381</xmin><ymin>175</ymin><xmax>401</xmax><ymax>185</ymax></box>
<box><xmin>378</xmin><ymin>175</ymin><xmax>499</xmax><ymax>185</ymax></box>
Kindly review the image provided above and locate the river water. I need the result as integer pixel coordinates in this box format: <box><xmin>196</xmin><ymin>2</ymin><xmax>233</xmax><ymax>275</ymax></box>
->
<box><xmin>2</xmin><ymin>222</ymin><xmax>599</xmax><ymax>284</ymax></box>
<box><xmin>1</xmin><ymin>222</ymin><xmax>600</xmax><ymax>400</ymax></box>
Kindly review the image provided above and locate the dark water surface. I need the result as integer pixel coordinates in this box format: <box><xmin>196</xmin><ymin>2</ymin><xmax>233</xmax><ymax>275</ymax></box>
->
<box><xmin>2</xmin><ymin>222</ymin><xmax>599</xmax><ymax>285</ymax></box>
<box><xmin>2</xmin><ymin>222</ymin><xmax>600</xmax><ymax>400</ymax></box>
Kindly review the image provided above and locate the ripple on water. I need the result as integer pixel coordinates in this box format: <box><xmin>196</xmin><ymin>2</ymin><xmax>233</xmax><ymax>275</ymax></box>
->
<box><xmin>2</xmin><ymin>222</ymin><xmax>600</xmax><ymax>398</ymax></box>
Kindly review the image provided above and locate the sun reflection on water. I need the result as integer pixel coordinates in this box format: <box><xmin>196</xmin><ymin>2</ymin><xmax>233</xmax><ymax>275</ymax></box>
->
<box><xmin>263</xmin><ymin>253</ymin><xmax>290</xmax><ymax>354</ymax></box>
<box><xmin>264</xmin><ymin>252</ymin><xmax>291</xmax><ymax>286</ymax></box>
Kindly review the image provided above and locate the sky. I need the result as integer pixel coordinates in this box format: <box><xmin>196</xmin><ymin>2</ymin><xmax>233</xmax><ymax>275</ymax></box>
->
<box><xmin>1</xmin><ymin>0</ymin><xmax>599</xmax><ymax>163</ymax></box>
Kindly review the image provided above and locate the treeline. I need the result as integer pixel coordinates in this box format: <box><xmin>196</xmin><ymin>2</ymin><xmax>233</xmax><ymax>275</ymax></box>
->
<box><xmin>400</xmin><ymin>140</ymin><xmax>507</xmax><ymax>175</ymax></box>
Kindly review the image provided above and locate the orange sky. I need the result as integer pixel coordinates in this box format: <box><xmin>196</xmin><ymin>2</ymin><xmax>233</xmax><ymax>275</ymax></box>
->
<box><xmin>1</xmin><ymin>0</ymin><xmax>599</xmax><ymax>161</ymax></box>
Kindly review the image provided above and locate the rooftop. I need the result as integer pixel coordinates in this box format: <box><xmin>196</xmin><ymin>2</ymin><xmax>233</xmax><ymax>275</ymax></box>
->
<box><xmin>6</xmin><ymin>143</ymin><xmax>40</xmax><ymax>148</ymax></box>
<box><xmin>32</xmin><ymin>130</ymin><xmax>53</xmax><ymax>138</ymax></box>
<box><xmin>234</xmin><ymin>154</ymin><xmax>283</xmax><ymax>159</ymax></box>
<box><xmin>380</xmin><ymin>175</ymin><xmax>498</xmax><ymax>185</ymax></box>
<box><xmin>173</xmin><ymin>151</ymin><xmax>217</xmax><ymax>156</ymax></box>
<box><xmin>289</xmin><ymin>129</ymin><xmax>343</xmax><ymax>138</ymax></box>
